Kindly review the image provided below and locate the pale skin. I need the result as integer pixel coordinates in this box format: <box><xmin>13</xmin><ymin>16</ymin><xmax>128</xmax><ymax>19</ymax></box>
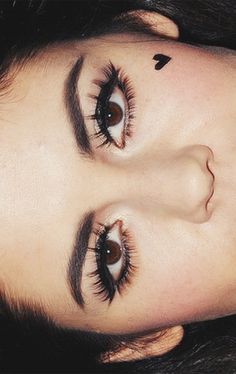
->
<box><xmin>0</xmin><ymin>11</ymin><xmax>236</xmax><ymax>360</ymax></box>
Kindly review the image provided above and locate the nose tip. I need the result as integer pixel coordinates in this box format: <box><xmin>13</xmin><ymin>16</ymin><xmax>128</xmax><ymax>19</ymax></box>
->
<box><xmin>97</xmin><ymin>145</ymin><xmax>215</xmax><ymax>224</ymax></box>
<box><xmin>183</xmin><ymin>145</ymin><xmax>215</xmax><ymax>222</ymax></box>
<box><xmin>205</xmin><ymin>157</ymin><xmax>215</xmax><ymax>210</ymax></box>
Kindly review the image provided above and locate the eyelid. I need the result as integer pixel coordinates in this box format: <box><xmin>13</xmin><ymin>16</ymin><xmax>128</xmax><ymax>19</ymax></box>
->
<box><xmin>88</xmin><ymin>219</ymin><xmax>137</xmax><ymax>304</ymax></box>
<box><xmin>88</xmin><ymin>62</ymin><xmax>136</xmax><ymax>150</ymax></box>
<box><xmin>92</xmin><ymin>63</ymin><xmax>119</xmax><ymax>146</ymax></box>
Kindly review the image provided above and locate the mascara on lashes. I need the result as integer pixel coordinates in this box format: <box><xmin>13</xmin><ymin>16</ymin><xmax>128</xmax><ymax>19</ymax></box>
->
<box><xmin>93</xmin><ymin>65</ymin><xmax>119</xmax><ymax>146</ymax></box>
<box><xmin>89</xmin><ymin>222</ymin><xmax>135</xmax><ymax>304</ymax></box>
<box><xmin>91</xmin><ymin>63</ymin><xmax>135</xmax><ymax>149</ymax></box>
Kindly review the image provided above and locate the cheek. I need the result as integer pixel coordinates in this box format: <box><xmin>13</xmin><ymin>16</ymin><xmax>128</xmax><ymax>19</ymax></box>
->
<box><xmin>129</xmin><ymin>216</ymin><xmax>229</xmax><ymax>330</ymax></box>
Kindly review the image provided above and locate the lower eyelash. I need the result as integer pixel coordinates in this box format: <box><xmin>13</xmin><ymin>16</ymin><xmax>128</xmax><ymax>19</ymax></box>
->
<box><xmin>117</xmin><ymin>73</ymin><xmax>136</xmax><ymax>140</ymax></box>
<box><xmin>116</xmin><ymin>229</ymin><xmax>137</xmax><ymax>295</ymax></box>
<box><xmin>88</xmin><ymin>224</ymin><xmax>137</xmax><ymax>304</ymax></box>
<box><xmin>91</xmin><ymin>128</ymin><xmax>113</xmax><ymax>149</ymax></box>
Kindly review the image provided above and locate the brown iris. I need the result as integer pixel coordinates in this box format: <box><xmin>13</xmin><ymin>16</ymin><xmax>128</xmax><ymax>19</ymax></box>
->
<box><xmin>105</xmin><ymin>239</ymin><xmax>122</xmax><ymax>265</ymax></box>
<box><xmin>106</xmin><ymin>101</ymin><xmax>123</xmax><ymax>127</ymax></box>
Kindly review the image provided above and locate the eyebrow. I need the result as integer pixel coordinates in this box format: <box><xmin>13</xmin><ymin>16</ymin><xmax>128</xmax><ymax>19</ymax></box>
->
<box><xmin>64</xmin><ymin>55</ymin><xmax>94</xmax><ymax>158</ymax></box>
<box><xmin>67</xmin><ymin>211</ymin><xmax>95</xmax><ymax>309</ymax></box>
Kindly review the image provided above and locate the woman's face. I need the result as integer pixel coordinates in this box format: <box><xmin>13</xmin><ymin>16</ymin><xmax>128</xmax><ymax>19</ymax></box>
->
<box><xmin>0</xmin><ymin>33</ymin><xmax>236</xmax><ymax>334</ymax></box>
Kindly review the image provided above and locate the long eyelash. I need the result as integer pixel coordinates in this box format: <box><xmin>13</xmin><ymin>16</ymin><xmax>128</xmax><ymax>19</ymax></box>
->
<box><xmin>116</xmin><ymin>229</ymin><xmax>137</xmax><ymax>295</ymax></box>
<box><xmin>88</xmin><ymin>223</ymin><xmax>136</xmax><ymax>304</ymax></box>
<box><xmin>118</xmin><ymin>73</ymin><xmax>135</xmax><ymax>139</ymax></box>
<box><xmin>90</xmin><ymin>224</ymin><xmax>115</xmax><ymax>302</ymax></box>
<box><xmin>88</xmin><ymin>62</ymin><xmax>136</xmax><ymax>149</ymax></box>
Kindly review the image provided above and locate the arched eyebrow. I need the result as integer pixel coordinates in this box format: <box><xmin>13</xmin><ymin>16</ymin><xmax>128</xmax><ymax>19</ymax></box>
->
<box><xmin>64</xmin><ymin>55</ymin><xmax>94</xmax><ymax>159</ymax></box>
<box><xmin>64</xmin><ymin>58</ymin><xmax>97</xmax><ymax>309</ymax></box>
<box><xmin>67</xmin><ymin>211</ymin><xmax>95</xmax><ymax>309</ymax></box>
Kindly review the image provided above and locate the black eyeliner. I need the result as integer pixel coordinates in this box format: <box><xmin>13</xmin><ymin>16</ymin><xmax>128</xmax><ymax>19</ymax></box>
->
<box><xmin>90</xmin><ymin>62</ymin><xmax>136</xmax><ymax>149</ymax></box>
<box><xmin>94</xmin><ymin>226</ymin><xmax>116</xmax><ymax>302</ymax></box>
<box><xmin>93</xmin><ymin>63</ymin><xmax>119</xmax><ymax>147</ymax></box>
<box><xmin>89</xmin><ymin>223</ymin><xmax>133</xmax><ymax>304</ymax></box>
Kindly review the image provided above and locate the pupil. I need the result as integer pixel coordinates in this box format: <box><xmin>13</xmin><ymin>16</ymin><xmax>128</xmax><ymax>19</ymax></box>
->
<box><xmin>106</xmin><ymin>101</ymin><xmax>123</xmax><ymax>127</ymax></box>
<box><xmin>105</xmin><ymin>240</ymin><xmax>122</xmax><ymax>265</ymax></box>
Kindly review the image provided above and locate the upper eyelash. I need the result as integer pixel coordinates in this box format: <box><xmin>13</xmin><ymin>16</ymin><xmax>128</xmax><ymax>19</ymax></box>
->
<box><xmin>88</xmin><ymin>62</ymin><xmax>136</xmax><ymax>149</ymax></box>
<box><xmin>91</xmin><ymin>224</ymin><xmax>116</xmax><ymax>302</ymax></box>
<box><xmin>91</xmin><ymin>63</ymin><xmax>118</xmax><ymax>147</ymax></box>
<box><xmin>88</xmin><ymin>223</ymin><xmax>137</xmax><ymax>304</ymax></box>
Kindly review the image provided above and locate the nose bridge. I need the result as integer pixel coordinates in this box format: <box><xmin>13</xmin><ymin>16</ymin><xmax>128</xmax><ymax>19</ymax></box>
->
<box><xmin>92</xmin><ymin>157</ymin><xmax>156</xmax><ymax>208</ymax></box>
<box><xmin>94</xmin><ymin>145</ymin><xmax>214</xmax><ymax>223</ymax></box>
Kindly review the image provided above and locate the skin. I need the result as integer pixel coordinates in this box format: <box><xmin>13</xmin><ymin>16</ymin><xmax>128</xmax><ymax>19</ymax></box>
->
<box><xmin>0</xmin><ymin>33</ymin><xmax>236</xmax><ymax>335</ymax></box>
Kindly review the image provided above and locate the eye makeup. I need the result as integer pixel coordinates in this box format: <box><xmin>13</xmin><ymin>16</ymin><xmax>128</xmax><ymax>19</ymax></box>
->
<box><xmin>89</xmin><ymin>62</ymin><xmax>135</xmax><ymax>149</ymax></box>
<box><xmin>88</xmin><ymin>220</ymin><xmax>136</xmax><ymax>304</ymax></box>
<box><xmin>153</xmin><ymin>54</ymin><xmax>172</xmax><ymax>70</ymax></box>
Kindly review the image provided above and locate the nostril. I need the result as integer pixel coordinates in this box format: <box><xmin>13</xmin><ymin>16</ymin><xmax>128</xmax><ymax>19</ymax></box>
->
<box><xmin>205</xmin><ymin>183</ymin><xmax>214</xmax><ymax>210</ymax></box>
<box><xmin>205</xmin><ymin>156</ymin><xmax>215</xmax><ymax>211</ymax></box>
<box><xmin>206</xmin><ymin>159</ymin><xmax>215</xmax><ymax>181</ymax></box>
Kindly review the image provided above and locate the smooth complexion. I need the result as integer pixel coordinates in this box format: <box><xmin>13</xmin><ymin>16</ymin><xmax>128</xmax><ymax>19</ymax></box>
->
<box><xmin>0</xmin><ymin>33</ymin><xmax>235</xmax><ymax>335</ymax></box>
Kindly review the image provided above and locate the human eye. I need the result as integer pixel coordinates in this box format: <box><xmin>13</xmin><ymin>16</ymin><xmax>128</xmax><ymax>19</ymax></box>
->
<box><xmin>89</xmin><ymin>63</ymin><xmax>135</xmax><ymax>149</ymax></box>
<box><xmin>88</xmin><ymin>219</ymin><xmax>136</xmax><ymax>304</ymax></box>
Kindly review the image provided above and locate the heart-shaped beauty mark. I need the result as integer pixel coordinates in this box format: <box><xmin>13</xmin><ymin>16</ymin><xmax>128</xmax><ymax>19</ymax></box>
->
<box><xmin>153</xmin><ymin>54</ymin><xmax>171</xmax><ymax>70</ymax></box>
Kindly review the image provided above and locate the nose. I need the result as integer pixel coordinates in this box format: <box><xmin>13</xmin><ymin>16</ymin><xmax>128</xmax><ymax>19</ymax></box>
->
<box><xmin>116</xmin><ymin>145</ymin><xmax>215</xmax><ymax>223</ymax></box>
<box><xmin>155</xmin><ymin>145</ymin><xmax>215</xmax><ymax>222</ymax></box>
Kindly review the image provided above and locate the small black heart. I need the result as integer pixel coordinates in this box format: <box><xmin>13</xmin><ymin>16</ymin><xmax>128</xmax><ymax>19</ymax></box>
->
<box><xmin>153</xmin><ymin>54</ymin><xmax>171</xmax><ymax>70</ymax></box>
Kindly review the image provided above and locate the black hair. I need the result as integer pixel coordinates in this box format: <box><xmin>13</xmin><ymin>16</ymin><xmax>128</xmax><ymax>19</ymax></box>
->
<box><xmin>2</xmin><ymin>293</ymin><xmax>236</xmax><ymax>374</ymax></box>
<box><xmin>0</xmin><ymin>1</ymin><xmax>236</xmax><ymax>373</ymax></box>
<box><xmin>0</xmin><ymin>0</ymin><xmax>235</xmax><ymax>63</ymax></box>
<box><xmin>2</xmin><ymin>289</ymin><xmax>236</xmax><ymax>374</ymax></box>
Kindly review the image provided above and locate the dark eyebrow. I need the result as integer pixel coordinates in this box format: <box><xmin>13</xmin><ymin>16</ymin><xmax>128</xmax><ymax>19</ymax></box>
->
<box><xmin>64</xmin><ymin>56</ymin><xmax>94</xmax><ymax>158</ymax></box>
<box><xmin>67</xmin><ymin>211</ymin><xmax>95</xmax><ymax>309</ymax></box>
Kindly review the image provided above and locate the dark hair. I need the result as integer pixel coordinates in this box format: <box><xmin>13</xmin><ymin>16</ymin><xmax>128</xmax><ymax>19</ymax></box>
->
<box><xmin>2</xmin><ymin>289</ymin><xmax>236</xmax><ymax>374</ymax></box>
<box><xmin>0</xmin><ymin>1</ymin><xmax>236</xmax><ymax>373</ymax></box>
